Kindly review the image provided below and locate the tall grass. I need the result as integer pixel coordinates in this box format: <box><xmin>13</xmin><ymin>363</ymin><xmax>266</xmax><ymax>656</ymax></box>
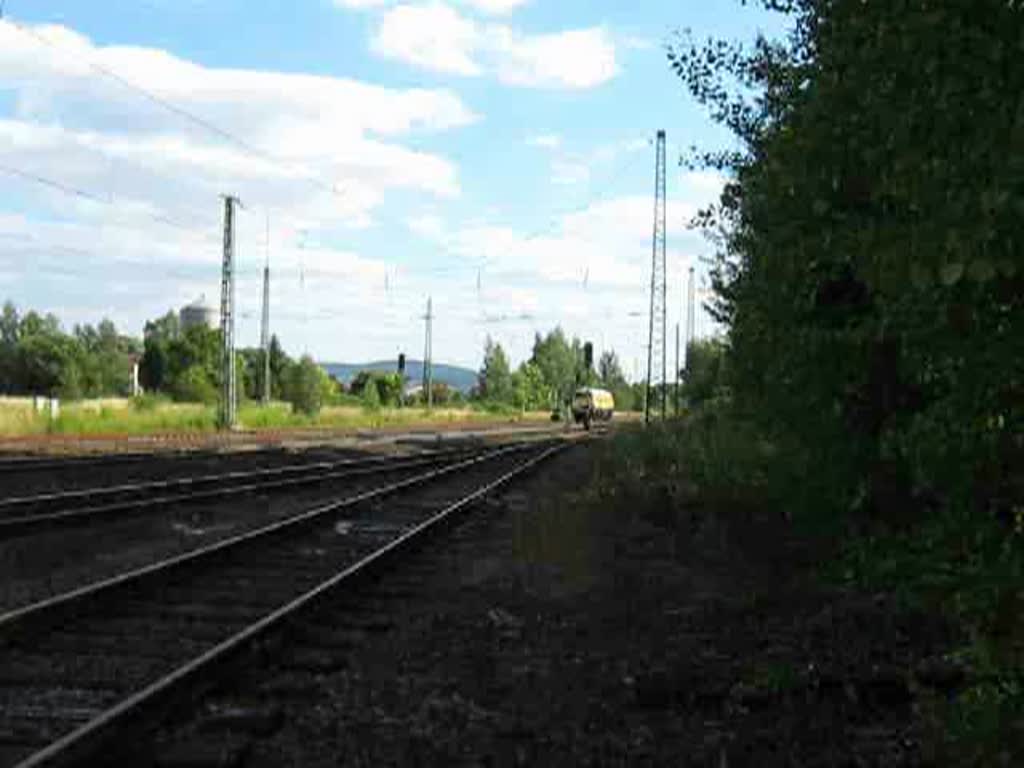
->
<box><xmin>0</xmin><ymin>397</ymin><xmax>47</xmax><ymax>436</ymax></box>
<box><xmin>0</xmin><ymin>397</ymin><xmax>550</xmax><ymax>438</ymax></box>
<box><xmin>592</xmin><ymin>403</ymin><xmax>1024</xmax><ymax>763</ymax></box>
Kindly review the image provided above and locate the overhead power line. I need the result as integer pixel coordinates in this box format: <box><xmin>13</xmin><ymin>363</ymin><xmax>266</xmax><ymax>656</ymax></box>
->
<box><xmin>0</xmin><ymin>160</ymin><xmax>219</xmax><ymax>241</ymax></box>
<box><xmin>0</xmin><ymin>162</ymin><xmax>108</xmax><ymax>206</ymax></box>
<box><xmin>8</xmin><ymin>17</ymin><xmax>346</xmax><ymax>201</ymax></box>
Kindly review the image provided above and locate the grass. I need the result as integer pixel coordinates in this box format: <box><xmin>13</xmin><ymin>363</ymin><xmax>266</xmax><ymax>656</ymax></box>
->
<box><xmin>587</xmin><ymin>405</ymin><xmax>1024</xmax><ymax>764</ymax></box>
<box><xmin>0</xmin><ymin>396</ymin><xmax>550</xmax><ymax>438</ymax></box>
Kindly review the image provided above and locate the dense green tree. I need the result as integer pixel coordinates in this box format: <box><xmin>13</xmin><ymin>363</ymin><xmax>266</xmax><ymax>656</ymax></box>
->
<box><xmin>530</xmin><ymin>328</ymin><xmax>576</xmax><ymax>408</ymax></box>
<box><xmin>670</xmin><ymin>0</ymin><xmax>1023</xmax><ymax>518</ymax></box>
<box><xmin>140</xmin><ymin>311</ymin><xmax>180</xmax><ymax>393</ymax></box>
<box><xmin>268</xmin><ymin>335</ymin><xmax>291</xmax><ymax>400</ymax></box>
<box><xmin>284</xmin><ymin>355</ymin><xmax>334</xmax><ymax>416</ymax></box>
<box><xmin>512</xmin><ymin>361</ymin><xmax>549</xmax><ymax>411</ymax></box>
<box><xmin>350</xmin><ymin>371</ymin><xmax>403</xmax><ymax>407</ymax></box>
<box><xmin>479</xmin><ymin>336</ymin><xmax>513</xmax><ymax>403</ymax></box>
<box><xmin>681</xmin><ymin>339</ymin><xmax>728</xmax><ymax>407</ymax></box>
<box><xmin>164</xmin><ymin>325</ymin><xmax>220</xmax><ymax>401</ymax></box>
<box><xmin>285</xmin><ymin>356</ymin><xmax>323</xmax><ymax>416</ymax></box>
<box><xmin>597</xmin><ymin>350</ymin><xmax>634</xmax><ymax>412</ymax></box>
<box><xmin>172</xmin><ymin>365</ymin><xmax>218</xmax><ymax>404</ymax></box>
<box><xmin>16</xmin><ymin>333</ymin><xmax>70</xmax><ymax>396</ymax></box>
<box><xmin>0</xmin><ymin>301</ymin><xmax>19</xmax><ymax>392</ymax></box>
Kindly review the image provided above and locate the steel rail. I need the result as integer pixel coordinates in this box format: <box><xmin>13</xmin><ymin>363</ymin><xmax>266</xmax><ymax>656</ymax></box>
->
<box><xmin>0</xmin><ymin>451</ymin><xmax>422</xmax><ymax>510</ymax></box>
<box><xmin>10</xmin><ymin>440</ymin><xmax>565</xmax><ymax>768</ymax></box>
<box><xmin>0</xmin><ymin>446</ymin><xmax>286</xmax><ymax>475</ymax></box>
<box><xmin>0</xmin><ymin>440</ymin><xmax>542</xmax><ymax>643</ymax></box>
<box><xmin>0</xmin><ymin>448</ymin><xmax>478</xmax><ymax>537</ymax></box>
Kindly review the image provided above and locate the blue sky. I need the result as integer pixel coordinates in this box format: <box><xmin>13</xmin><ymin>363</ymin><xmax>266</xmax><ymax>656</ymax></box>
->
<box><xmin>0</xmin><ymin>0</ymin><xmax>788</xmax><ymax>375</ymax></box>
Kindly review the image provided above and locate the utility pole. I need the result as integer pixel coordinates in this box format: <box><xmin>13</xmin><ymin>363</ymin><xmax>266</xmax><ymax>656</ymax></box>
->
<box><xmin>218</xmin><ymin>195</ymin><xmax>240</xmax><ymax>430</ymax></box>
<box><xmin>422</xmin><ymin>297</ymin><xmax>433</xmax><ymax>409</ymax></box>
<box><xmin>260</xmin><ymin>214</ymin><xmax>271</xmax><ymax>405</ymax></box>
<box><xmin>644</xmin><ymin>130</ymin><xmax>668</xmax><ymax>424</ymax></box>
<box><xmin>687</xmin><ymin>266</ymin><xmax>696</xmax><ymax>352</ymax></box>
<box><xmin>674</xmin><ymin>322</ymin><xmax>680</xmax><ymax>416</ymax></box>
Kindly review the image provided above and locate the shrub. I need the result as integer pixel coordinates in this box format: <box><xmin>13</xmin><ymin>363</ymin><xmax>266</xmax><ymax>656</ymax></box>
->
<box><xmin>284</xmin><ymin>356</ymin><xmax>325</xmax><ymax>417</ymax></box>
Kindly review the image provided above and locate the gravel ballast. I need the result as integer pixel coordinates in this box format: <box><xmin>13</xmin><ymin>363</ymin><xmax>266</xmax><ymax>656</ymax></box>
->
<box><xmin>136</xmin><ymin>443</ymin><xmax>958</xmax><ymax>767</ymax></box>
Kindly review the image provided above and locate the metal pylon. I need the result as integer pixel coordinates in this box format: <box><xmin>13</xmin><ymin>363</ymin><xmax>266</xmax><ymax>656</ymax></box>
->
<box><xmin>645</xmin><ymin>130</ymin><xmax>668</xmax><ymax>424</ymax></box>
<box><xmin>219</xmin><ymin>196</ymin><xmax>239</xmax><ymax>430</ymax></box>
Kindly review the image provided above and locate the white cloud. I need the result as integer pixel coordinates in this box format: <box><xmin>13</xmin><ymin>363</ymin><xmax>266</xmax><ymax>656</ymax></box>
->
<box><xmin>0</xmin><ymin>20</ymin><xmax>476</xmax><ymax>223</ymax></box>
<box><xmin>0</xmin><ymin>19</ymin><xmax>482</xmax><ymax>356</ymax></box>
<box><xmin>407</xmin><ymin>213</ymin><xmax>445</xmax><ymax>239</ymax></box>
<box><xmin>370</xmin><ymin>3</ymin><xmax>618</xmax><ymax>89</ymax></box>
<box><xmin>334</xmin><ymin>0</ymin><xmax>392</xmax><ymax>8</ymax></box>
<box><xmin>337</xmin><ymin>0</ymin><xmax>529</xmax><ymax>15</ymax></box>
<box><xmin>459</xmin><ymin>0</ymin><xmax>530</xmax><ymax>15</ymax></box>
<box><xmin>550</xmin><ymin>159</ymin><xmax>590</xmax><ymax>186</ymax></box>
<box><xmin>373</xmin><ymin>3</ymin><xmax>482</xmax><ymax>76</ymax></box>
<box><xmin>491</xmin><ymin>26</ymin><xmax>618</xmax><ymax>89</ymax></box>
<box><xmin>526</xmin><ymin>133</ymin><xmax>561</xmax><ymax>149</ymax></box>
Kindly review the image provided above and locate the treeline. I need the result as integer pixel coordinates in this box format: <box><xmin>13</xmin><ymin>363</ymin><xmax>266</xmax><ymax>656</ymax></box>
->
<box><xmin>672</xmin><ymin>1</ymin><xmax>1022</xmax><ymax>753</ymax></box>
<box><xmin>0</xmin><ymin>300</ymin><xmax>645</xmax><ymax>417</ymax></box>
<box><xmin>476</xmin><ymin>328</ymin><xmax>642</xmax><ymax>412</ymax></box>
<box><xmin>0</xmin><ymin>301</ymin><xmax>142</xmax><ymax>398</ymax></box>
<box><xmin>139</xmin><ymin>310</ymin><xmax>333</xmax><ymax>414</ymax></box>
<box><xmin>673</xmin><ymin>0</ymin><xmax>1021</xmax><ymax>522</ymax></box>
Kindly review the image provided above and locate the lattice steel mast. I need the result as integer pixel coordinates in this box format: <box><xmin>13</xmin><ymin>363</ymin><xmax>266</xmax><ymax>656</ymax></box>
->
<box><xmin>644</xmin><ymin>130</ymin><xmax>668</xmax><ymax>424</ymax></box>
<box><xmin>260</xmin><ymin>215</ymin><xmax>271</xmax><ymax>406</ymax></box>
<box><xmin>218</xmin><ymin>195</ymin><xmax>240</xmax><ymax>430</ymax></box>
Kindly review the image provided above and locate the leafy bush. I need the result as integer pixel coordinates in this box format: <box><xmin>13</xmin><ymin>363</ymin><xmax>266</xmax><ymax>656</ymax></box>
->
<box><xmin>170</xmin><ymin>365</ymin><xmax>217</xmax><ymax>404</ymax></box>
<box><xmin>284</xmin><ymin>356</ymin><xmax>327</xmax><ymax>416</ymax></box>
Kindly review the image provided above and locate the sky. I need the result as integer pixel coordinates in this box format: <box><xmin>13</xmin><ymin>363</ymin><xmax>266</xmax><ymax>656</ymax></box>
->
<box><xmin>0</xmin><ymin>0</ymin><xmax>789</xmax><ymax>377</ymax></box>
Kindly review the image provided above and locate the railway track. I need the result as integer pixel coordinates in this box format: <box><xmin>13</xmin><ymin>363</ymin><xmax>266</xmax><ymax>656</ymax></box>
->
<box><xmin>0</xmin><ymin>446</ymin><xmax>290</xmax><ymax>475</ymax></box>
<box><xmin>0</xmin><ymin>446</ymin><xmax>480</xmax><ymax>537</ymax></box>
<box><xmin>0</xmin><ymin>438</ymin><xmax>565</xmax><ymax>767</ymax></box>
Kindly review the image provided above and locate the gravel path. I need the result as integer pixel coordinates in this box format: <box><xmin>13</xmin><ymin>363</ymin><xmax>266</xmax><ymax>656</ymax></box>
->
<box><xmin>137</xmin><ymin>443</ymin><xmax>961</xmax><ymax>767</ymax></box>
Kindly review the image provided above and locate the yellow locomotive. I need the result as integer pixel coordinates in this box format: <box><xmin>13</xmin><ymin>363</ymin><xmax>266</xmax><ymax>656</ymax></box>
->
<box><xmin>571</xmin><ymin>387</ymin><xmax>615</xmax><ymax>430</ymax></box>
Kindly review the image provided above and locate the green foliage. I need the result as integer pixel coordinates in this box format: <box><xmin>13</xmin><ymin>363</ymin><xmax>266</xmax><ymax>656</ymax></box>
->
<box><xmin>372</xmin><ymin>372</ymin><xmax>403</xmax><ymax>406</ymax></box>
<box><xmin>284</xmin><ymin>355</ymin><xmax>329</xmax><ymax>416</ymax></box>
<box><xmin>171</xmin><ymin>365</ymin><xmax>218</xmax><ymax>405</ymax></box>
<box><xmin>668</xmin><ymin>2</ymin><xmax>1024</xmax><ymax>759</ymax></box>
<box><xmin>361</xmin><ymin>375</ymin><xmax>381</xmax><ymax>410</ymax></box>
<box><xmin>598</xmin><ymin>350</ymin><xmax>634</xmax><ymax>411</ymax></box>
<box><xmin>131</xmin><ymin>393</ymin><xmax>171</xmax><ymax>412</ymax></box>
<box><xmin>672</xmin><ymin>0</ymin><xmax>1022</xmax><ymax>522</ymax></box>
<box><xmin>478</xmin><ymin>336</ymin><xmax>513</xmax><ymax>403</ymax></box>
<box><xmin>350</xmin><ymin>371</ymin><xmax>403</xmax><ymax>407</ymax></box>
<box><xmin>268</xmin><ymin>335</ymin><xmax>292</xmax><ymax>400</ymax></box>
<box><xmin>512</xmin><ymin>361</ymin><xmax>549</xmax><ymax>411</ymax></box>
<box><xmin>681</xmin><ymin>338</ymin><xmax>729</xmax><ymax>407</ymax></box>
<box><xmin>530</xmin><ymin>328</ymin><xmax>577</xmax><ymax>407</ymax></box>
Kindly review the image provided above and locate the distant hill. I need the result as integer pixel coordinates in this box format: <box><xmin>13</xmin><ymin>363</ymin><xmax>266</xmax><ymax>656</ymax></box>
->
<box><xmin>320</xmin><ymin>360</ymin><xmax>478</xmax><ymax>393</ymax></box>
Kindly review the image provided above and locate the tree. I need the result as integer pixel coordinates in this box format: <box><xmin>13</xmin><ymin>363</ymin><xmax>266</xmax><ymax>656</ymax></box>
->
<box><xmin>0</xmin><ymin>301</ymin><xmax>20</xmax><ymax>393</ymax></box>
<box><xmin>512</xmin><ymin>361</ymin><xmax>548</xmax><ymax>411</ymax></box>
<box><xmin>531</xmin><ymin>328</ymin><xmax>576</xmax><ymax>408</ymax></box>
<box><xmin>598</xmin><ymin>350</ymin><xmax>634</xmax><ymax>412</ymax></box>
<box><xmin>140</xmin><ymin>311</ymin><xmax>179</xmax><ymax>393</ymax></box>
<box><xmin>681</xmin><ymin>339</ymin><xmax>728</xmax><ymax>406</ymax></box>
<box><xmin>268</xmin><ymin>335</ymin><xmax>291</xmax><ymax>400</ymax></box>
<box><xmin>479</xmin><ymin>336</ymin><xmax>513</xmax><ymax>403</ymax></box>
<box><xmin>351</xmin><ymin>371</ymin><xmax>403</xmax><ymax>407</ymax></box>
<box><xmin>172</xmin><ymin>365</ymin><xmax>218</xmax><ymax>404</ymax></box>
<box><xmin>17</xmin><ymin>333</ymin><xmax>70</xmax><ymax>396</ymax></box>
<box><xmin>165</xmin><ymin>325</ymin><xmax>220</xmax><ymax>401</ymax></box>
<box><xmin>669</xmin><ymin>0</ymin><xmax>1023</xmax><ymax>522</ymax></box>
<box><xmin>285</xmin><ymin>355</ymin><xmax>328</xmax><ymax>416</ymax></box>
<box><xmin>361</xmin><ymin>375</ymin><xmax>381</xmax><ymax>409</ymax></box>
